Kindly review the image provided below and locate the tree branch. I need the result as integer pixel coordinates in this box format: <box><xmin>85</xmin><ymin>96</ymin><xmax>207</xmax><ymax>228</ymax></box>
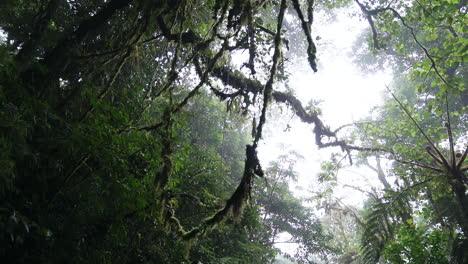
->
<box><xmin>291</xmin><ymin>0</ymin><xmax>318</xmax><ymax>72</ymax></box>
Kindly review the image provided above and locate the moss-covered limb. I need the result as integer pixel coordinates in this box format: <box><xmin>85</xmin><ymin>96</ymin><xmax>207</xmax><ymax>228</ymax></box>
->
<box><xmin>210</xmin><ymin>64</ymin><xmax>390</xmax><ymax>155</ymax></box>
<box><xmin>154</xmin><ymin>106</ymin><xmax>175</xmax><ymax>229</ymax></box>
<box><xmin>291</xmin><ymin>0</ymin><xmax>317</xmax><ymax>72</ymax></box>
<box><xmin>162</xmin><ymin>194</ymin><xmax>193</xmax><ymax>239</ymax></box>
<box><xmin>207</xmin><ymin>81</ymin><xmax>247</xmax><ymax>101</ymax></box>
<box><xmin>271</xmin><ymin>91</ymin><xmax>318</xmax><ymax>123</ymax></box>
<box><xmin>148</xmin><ymin>144</ymin><xmax>264</xmax><ymax>247</ymax></box>
<box><xmin>246</xmin><ymin>0</ymin><xmax>256</xmax><ymax>75</ymax></box>
<box><xmin>272</xmin><ymin>91</ymin><xmax>392</xmax><ymax>156</ymax></box>
<box><xmin>306</xmin><ymin>0</ymin><xmax>314</xmax><ymax>27</ymax></box>
<box><xmin>155</xmin><ymin>41</ymin><xmax>263</xmax><ymax>242</ymax></box>
<box><xmin>210</xmin><ymin>65</ymin><xmax>351</xmax><ymax>149</ymax></box>
<box><xmin>180</xmin><ymin>144</ymin><xmax>263</xmax><ymax>242</ymax></box>
<box><xmin>154</xmin><ymin>107</ymin><xmax>173</xmax><ymax>191</ymax></box>
<box><xmin>210</xmin><ymin>68</ymin><xmax>334</xmax><ymax>146</ymax></box>
<box><xmin>271</xmin><ymin>91</ymin><xmax>348</xmax><ymax>152</ymax></box>
<box><xmin>212</xmin><ymin>66</ymin><xmax>263</xmax><ymax>95</ymax></box>
<box><xmin>254</xmin><ymin>0</ymin><xmax>287</xmax><ymax>146</ymax></box>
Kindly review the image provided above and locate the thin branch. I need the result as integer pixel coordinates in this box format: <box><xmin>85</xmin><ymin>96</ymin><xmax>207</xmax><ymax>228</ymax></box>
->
<box><xmin>386</xmin><ymin>85</ymin><xmax>450</xmax><ymax>169</ymax></box>
<box><xmin>354</xmin><ymin>0</ymin><xmax>381</xmax><ymax>50</ymax></box>
<box><xmin>75</xmin><ymin>34</ymin><xmax>163</xmax><ymax>59</ymax></box>
<box><xmin>172</xmin><ymin>41</ymin><xmax>230</xmax><ymax>115</ymax></box>
<box><xmin>291</xmin><ymin>0</ymin><xmax>318</xmax><ymax>72</ymax></box>
<box><xmin>80</xmin><ymin>46</ymin><xmax>134</xmax><ymax>120</ymax></box>
<box><xmin>48</xmin><ymin>153</ymin><xmax>91</xmax><ymax>207</ymax></box>
<box><xmin>389</xmin><ymin>177</ymin><xmax>434</xmax><ymax>207</ymax></box>
<box><xmin>333</xmin><ymin>121</ymin><xmax>382</xmax><ymax>134</ymax></box>
<box><xmin>387</xmin><ymin>7</ymin><xmax>453</xmax><ymax>89</ymax></box>
<box><xmin>253</xmin><ymin>0</ymin><xmax>287</xmax><ymax>146</ymax></box>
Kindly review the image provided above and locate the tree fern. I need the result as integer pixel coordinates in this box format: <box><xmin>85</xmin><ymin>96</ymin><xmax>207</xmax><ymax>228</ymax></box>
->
<box><xmin>360</xmin><ymin>198</ymin><xmax>394</xmax><ymax>263</ymax></box>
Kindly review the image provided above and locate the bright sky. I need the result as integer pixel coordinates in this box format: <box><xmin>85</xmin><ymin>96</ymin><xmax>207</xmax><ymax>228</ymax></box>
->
<box><xmin>259</xmin><ymin>7</ymin><xmax>392</xmax><ymax>196</ymax></box>
<box><xmin>257</xmin><ymin>7</ymin><xmax>393</xmax><ymax>258</ymax></box>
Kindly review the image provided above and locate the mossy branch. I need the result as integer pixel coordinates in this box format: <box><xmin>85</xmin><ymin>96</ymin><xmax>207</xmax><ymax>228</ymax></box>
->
<box><xmin>254</xmin><ymin>0</ymin><xmax>287</xmax><ymax>146</ymax></box>
<box><xmin>291</xmin><ymin>0</ymin><xmax>318</xmax><ymax>72</ymax></box>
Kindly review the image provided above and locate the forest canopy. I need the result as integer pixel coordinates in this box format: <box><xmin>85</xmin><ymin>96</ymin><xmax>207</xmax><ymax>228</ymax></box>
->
<box><xmin>0</xmin><ymin>0</ymin><xmax>466</xmax><ymax>263</ymax></box>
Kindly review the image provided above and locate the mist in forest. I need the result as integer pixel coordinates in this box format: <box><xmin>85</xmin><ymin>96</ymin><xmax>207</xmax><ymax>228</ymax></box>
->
<box><xmin>0</xmin><ymin>0</ymin><xmax>466</xmax><ymax>263</ymax></box>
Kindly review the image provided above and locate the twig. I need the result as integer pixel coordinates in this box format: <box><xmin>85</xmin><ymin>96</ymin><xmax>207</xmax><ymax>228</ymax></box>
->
<box><xmin>389</xmin><ymin>177</ymin><xmax>434</xmax><ymax>207</ymax></box>
<box><xmin>385</xmin><ymin>85</ymin><xmax>450</xmax><ymax>168</ymax></box>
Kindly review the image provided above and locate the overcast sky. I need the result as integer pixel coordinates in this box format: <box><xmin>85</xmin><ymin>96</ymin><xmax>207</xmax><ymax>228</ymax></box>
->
<box><xmin>259</xmin><ymin>6</ymin><xmax>392</xmax><ymax>197</ymax></box>
<box><xmin>257</xmin><ymin>6</ymin><xmax>393</xmax><ymax>257</ymax></box>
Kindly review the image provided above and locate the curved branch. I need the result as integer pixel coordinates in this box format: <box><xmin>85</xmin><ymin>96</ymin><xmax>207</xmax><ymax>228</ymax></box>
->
<box><xmin>354</xmin><ymin>0</ymin><xmax>382</xmax><ymax>50</ymax></box>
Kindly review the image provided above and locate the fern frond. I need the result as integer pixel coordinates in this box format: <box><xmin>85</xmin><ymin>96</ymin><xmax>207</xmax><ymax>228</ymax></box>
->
<box><xmin>360</xmin><ymin>198</ymin><xmax>394</xmax><ymax>264</ymax></box>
